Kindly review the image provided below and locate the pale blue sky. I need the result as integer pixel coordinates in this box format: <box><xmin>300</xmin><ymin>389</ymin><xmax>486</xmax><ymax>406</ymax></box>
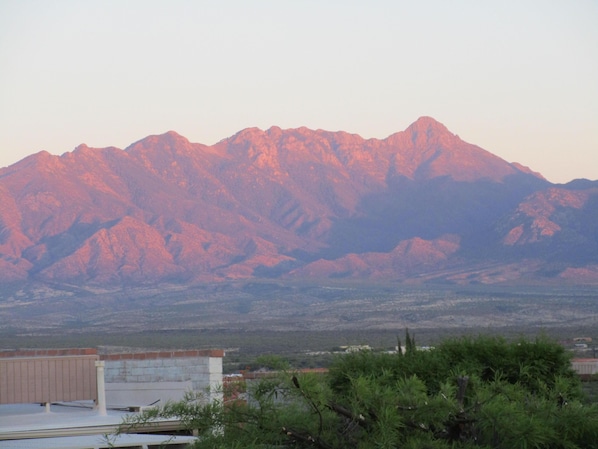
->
<box><xmin>1</xmin><ymin>0</ymin><xmax>596</xmax><ymax>183</ymax></box>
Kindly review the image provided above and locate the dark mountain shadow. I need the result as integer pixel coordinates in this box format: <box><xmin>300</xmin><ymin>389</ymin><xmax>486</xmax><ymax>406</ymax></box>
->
<box><xmin>24</xmin><ymin>219</ymin><xmax>119</xmax><ymax>274</ymax></box>
<box><xmin>561</xmin><ymin>179</ymin><xmax>598</xmax><ymax>190</ymax></box>
<box><xmin>319</xmin><ymin>173</ymin><xmax>549</xmax><ymax>260</ymax></box>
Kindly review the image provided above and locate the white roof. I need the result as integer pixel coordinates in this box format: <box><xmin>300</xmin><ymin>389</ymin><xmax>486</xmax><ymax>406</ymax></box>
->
<box><xmin>0</xmin><ymin>402</ymin><xmax>187</xmax><ymax>444</ymax></box>
<box><xmin>0</xmin><ymin>433</ymin><xmax>197</xmax><ymax>449</ymax></box>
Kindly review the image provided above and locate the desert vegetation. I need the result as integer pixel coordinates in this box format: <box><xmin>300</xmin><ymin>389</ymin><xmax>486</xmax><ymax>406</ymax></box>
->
<box><xmin>2</xmin><ymin>282</ymin><xmax>596</xmax><ymax>373</ymax></box>
<box><xmin>125</xmin><ymin>332</ymin><xmax>598</xmax><ymax>448</ymax></box>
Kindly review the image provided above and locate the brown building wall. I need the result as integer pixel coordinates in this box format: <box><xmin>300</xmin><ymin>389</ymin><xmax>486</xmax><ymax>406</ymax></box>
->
<box><xmin>0</xmin><ymin>349</ymin><xmax>98</xmax><ymax>404</ymax></box>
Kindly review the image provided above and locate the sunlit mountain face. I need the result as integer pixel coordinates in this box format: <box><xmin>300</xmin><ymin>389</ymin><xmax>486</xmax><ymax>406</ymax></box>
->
<box><xmin>1</xmin><ymin>117</ymin><xmax>596</xmax><ymax>286</ymax></box>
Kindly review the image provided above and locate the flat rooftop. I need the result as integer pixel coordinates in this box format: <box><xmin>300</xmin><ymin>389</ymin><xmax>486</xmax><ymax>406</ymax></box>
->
<box><xmin>0</xmin><ymin>402</ymin><xmax>192</xmax><ymax>447</ymax></box>
<box><xmin>0</xmin><ymin>433</ymin><xmax>197</xmax><ymax>449</ymax></box>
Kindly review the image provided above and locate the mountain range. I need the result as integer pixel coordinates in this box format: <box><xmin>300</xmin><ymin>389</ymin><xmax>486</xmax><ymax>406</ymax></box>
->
<box><xmin>1</xmin><ymin>117</ymin><xmax>597</xmax><ymax>286</ymax></box>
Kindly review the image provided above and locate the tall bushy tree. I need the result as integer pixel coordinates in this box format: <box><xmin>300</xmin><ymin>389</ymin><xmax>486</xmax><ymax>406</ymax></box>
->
<box><xmin>124</xmin><ymin>334</ymin><xmax>597</xmax><ymax>448</ymax></box>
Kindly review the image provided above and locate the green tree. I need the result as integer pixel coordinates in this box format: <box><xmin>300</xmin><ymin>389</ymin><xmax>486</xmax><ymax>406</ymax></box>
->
<box><xmin>121</xmin><ymin>334</ymin><xmax>598</xmax><ymax>448</ymax></box>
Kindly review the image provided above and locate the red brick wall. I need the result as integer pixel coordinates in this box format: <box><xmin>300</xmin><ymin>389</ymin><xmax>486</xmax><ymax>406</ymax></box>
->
<box><xmin>100</xmin><ymin>349</ymin><xmax>224</xmax><ymax>361</ymax></box>
<box><xmin>0</xmin><ymin>348</ymin><xmax>97</xmax><ymax>358</ymax></box>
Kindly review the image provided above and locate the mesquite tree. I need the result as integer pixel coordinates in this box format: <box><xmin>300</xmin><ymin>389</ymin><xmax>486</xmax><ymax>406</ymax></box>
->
<box><xmin>122</xmin><ymin>334</ymin><xmax>598</xmax><ymax>448</ymax></box>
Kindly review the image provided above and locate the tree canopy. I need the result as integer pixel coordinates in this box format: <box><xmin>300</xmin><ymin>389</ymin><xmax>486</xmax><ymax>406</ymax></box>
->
<box><xmin>125</xmin><ymin>333</ymin><xmax>598</xmax><ymax>449</ymax></box>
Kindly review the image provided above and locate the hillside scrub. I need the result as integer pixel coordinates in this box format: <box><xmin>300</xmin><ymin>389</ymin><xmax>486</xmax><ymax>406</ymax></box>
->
<box><xmin>125</xmin><ymin>334</ymin><xmax>598</xmax><ymax>448</ymax></box>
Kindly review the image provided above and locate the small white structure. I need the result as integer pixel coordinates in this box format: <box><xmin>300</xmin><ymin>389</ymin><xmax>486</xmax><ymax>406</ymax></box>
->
<box><xmin>102</xmin><ymin>349</ymin><xmax>224</xmax><ymax>408</ymax></box>
<box><xmin>572</xmin><ymin>358</ymin><xmax>598</xmax><ymax>377</ymax></box>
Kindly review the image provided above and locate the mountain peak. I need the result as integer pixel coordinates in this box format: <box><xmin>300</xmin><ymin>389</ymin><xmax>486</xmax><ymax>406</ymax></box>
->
<box><xmin>384</xmin><ymin>117</ymin><xmax>455</xmax><ymax>149</ymax></box>
<box><xmin>161</xmin><ymin>130</ymin><xmax>188</xmax><ymax>142</ymax></box>
<box><xmin>74</xmin><ymin>143</ymin><xmax>91</xmax><ymax>151</ymax></box>
<box><xmin>125</xmin><ymin>131</ymin><xmax>193</xmax><ymax>154</ymax></box>
<box><xmin>162</xmin><ymin>130</ymin><xmax>191</xmax><ymax>144</ymax></box>
<box><xmin>230</xmin><ymin>127</ymin><xmax>267</xmax><ymax>141</ymax></box>
<box><xmin>405</xmin><ymin>116</ymin><xmax>451</xmax><ymax>138</ymax></box>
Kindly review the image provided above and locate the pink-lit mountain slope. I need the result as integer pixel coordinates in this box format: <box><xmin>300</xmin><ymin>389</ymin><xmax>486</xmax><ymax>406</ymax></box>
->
<box><xmin>0</xmin><ymin>117</ymin><xmax>596</xmax><ymax>285</ymax></box>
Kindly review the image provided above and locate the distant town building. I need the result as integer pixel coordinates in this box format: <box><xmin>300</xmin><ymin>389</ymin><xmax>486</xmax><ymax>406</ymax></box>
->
<box><xmin>571</xmin><ymin>358</ymin><xmax>598</xmax><ymax>380</ymax></box>
<box><xmin>340</xmin><ymin>345</ymin><xmax>372</xmax><ymax>353</ymax></box>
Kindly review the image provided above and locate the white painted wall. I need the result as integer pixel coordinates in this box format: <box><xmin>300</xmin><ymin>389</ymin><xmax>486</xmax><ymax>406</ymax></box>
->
<box><xmin>103</xmin><ymin>354</ymin><xmax>223</xmax><ymax>407</ymax></box>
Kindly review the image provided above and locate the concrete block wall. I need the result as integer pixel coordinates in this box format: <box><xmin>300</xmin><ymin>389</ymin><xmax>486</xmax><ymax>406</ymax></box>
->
<box><xmin>101</xmin><ymin>350</ymin><xmax>223</xmax><ymax>406</ymax></box>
